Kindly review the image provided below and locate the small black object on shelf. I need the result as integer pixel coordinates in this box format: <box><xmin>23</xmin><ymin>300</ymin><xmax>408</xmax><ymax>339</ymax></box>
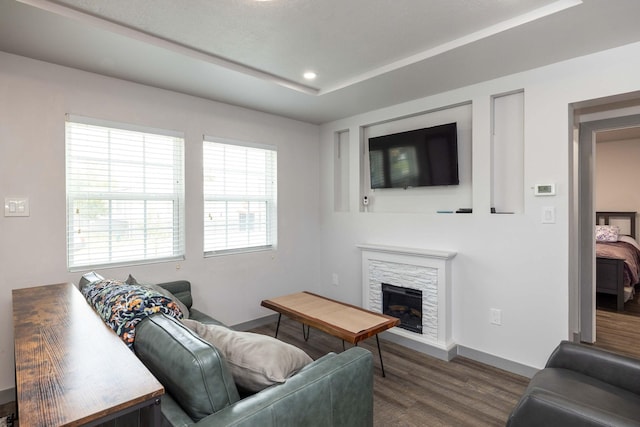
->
<box><xmin>456</xmin><ymin>208</ymin><xmax>472</xmax><ymax>213</ymax></box>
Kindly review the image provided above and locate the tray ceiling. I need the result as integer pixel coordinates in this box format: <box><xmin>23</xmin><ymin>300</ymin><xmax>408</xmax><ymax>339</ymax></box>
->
<box><xmin>1</xmin><ymin>0</ymin><xmax>640</xmax><ymax>123</ymax></box>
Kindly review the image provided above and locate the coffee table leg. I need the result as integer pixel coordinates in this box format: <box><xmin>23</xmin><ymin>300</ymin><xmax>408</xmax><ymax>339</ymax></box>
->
<box><xmin>274</xmin><ymin>314</ymin><xmax>282</xmax><ymax>338</ymax></box>
<box><xmin>376</xmin><ymin>335</ymin><xmax>387</xmax><ymax>378</ymax></box>
<box><xmin>302</xmin><ymin>324</ymin><xmax>310</xmax><ymax>341</ymax></box>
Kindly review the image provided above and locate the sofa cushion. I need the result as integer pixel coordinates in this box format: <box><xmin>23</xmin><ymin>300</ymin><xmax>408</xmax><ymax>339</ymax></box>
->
<box><xmin>527</xmin><ymin>368</ymin><xmax>640</xmax><ymax>420</ymax></box>
<box><xmin>182</xmin><ymin>319</ymin><xmax>313</xmax><ymax>393</ymax></box>
<box><xmin>81</xmin><ymin>278</ymin><xmax>183</xmax><ymax>348</ymax></box>
<box><xmin>135</xmin><ymin>314</ymin><xmax>240</xmax><ymax>422</ymax></box>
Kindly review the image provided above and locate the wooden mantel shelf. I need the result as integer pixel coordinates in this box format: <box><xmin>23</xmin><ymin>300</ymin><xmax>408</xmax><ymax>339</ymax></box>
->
<box><xmin>357</xmin><ymin>243</ymin><xmax>457</xmax><ymax>260</ymax></box>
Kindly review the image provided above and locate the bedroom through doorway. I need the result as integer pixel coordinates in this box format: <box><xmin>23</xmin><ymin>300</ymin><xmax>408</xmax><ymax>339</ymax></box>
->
<box><xmin>573</xmin><ymin>95</ymin><xmax>640</xmax><ymax>352</ymax></box>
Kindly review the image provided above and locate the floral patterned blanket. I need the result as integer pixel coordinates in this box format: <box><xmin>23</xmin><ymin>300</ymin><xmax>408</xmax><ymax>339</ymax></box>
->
<box><xmin>81</xmin><ymin>279</ymin><xmax>183</xmax><ymax>348</ymax></box>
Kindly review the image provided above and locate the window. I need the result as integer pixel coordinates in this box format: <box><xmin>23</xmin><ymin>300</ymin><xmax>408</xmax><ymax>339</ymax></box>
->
<box><xmin>66</xmin><ymin>115</ymin><xmax>185</xmax><ymax>270</ymax></box>
<box><xmin>203</xmin><ymin>137</ymin><xmax>277</xmax><ymax>255</ymax></box>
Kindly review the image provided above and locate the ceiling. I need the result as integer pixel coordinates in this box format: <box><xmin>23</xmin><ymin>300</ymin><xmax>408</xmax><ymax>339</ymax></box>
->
<box><xmin>1</xmin><ymin>0</ymin><xmax>640</xmax><ymax>124</ymax></box>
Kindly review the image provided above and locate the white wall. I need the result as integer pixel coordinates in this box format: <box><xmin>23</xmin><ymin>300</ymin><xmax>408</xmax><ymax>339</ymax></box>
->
<box><xmin>0</xmin><ymin>52</ymin><xmax>321</xmax><ymax>393</ymax></box>
<box><xmin>319</xmin><ymin>41</ymin><xmax>640</xmax><ymax>370</ymax></box>
<box><xmin>596</xmin><ymin>138</ymin><xmax>640</xmax><ymax>216</ymax></box>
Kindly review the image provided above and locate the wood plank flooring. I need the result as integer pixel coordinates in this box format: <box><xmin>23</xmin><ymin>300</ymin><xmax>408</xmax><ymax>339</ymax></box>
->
<box><xmin>595</xmin><ymin>293</ymin><xmax>640</xmax><ymax>359</ymax></box>
<box><xmin>251</xmin><ymin>319</ymin><xmax>529</xmax><ymax>427</ymax></box>
<box><xmin>0</xmin><ymin>401</ymin><xmax>16</xmax><ymax>426</ymax></box>
<box><xmin>595</xmin><ymin>309</ymin><xmax>640</xmax><ymax>358</ymax></box>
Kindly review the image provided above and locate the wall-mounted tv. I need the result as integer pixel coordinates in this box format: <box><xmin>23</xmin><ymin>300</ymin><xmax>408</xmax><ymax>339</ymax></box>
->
<box><xmin>368</xmin><ymin>122</ymin><xmax>459</xmax><ymax>189</ymax></box>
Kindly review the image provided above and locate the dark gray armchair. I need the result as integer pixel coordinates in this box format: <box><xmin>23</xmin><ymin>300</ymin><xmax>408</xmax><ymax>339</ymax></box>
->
<box><xmin>507</xmin><ymin>341</ymin><xmax>640</xmax><ymax>426</ymax></box>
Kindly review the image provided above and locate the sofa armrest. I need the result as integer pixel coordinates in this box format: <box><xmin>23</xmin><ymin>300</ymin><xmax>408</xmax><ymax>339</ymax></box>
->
<box><xmin>135</xmin><ymin>315</ymin><xmax>240</xmax><ymax>422</ymax></box>
<box><xmin>192</xmin><ymin>347</ymin><xmax>373</xmax><ymax>427</ymax></box>
<box><xmin>546</xmin><ymin>341</ymin><xmax>640</xmax><ymax>395</ymax></box>
<box><xmin>507</xmin><ymin>388</ymin><xmax>640</xmax><ymax>427</ymax></box>
<box><xmin>157</xmin><ymin>280</ymin><xmax>193</xmax><ymax>310</ymax></box>
<box><xmin>155</xmin><ymin>281</ymin><xmax>227</xmax><ymax>326</ymax></box>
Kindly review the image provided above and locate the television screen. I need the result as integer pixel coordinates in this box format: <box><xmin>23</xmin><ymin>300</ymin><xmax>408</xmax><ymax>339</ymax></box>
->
<box><xmin>368</xmin><ymin>122</ymin><xmax>459</xmax><ymax>189</ymax></box>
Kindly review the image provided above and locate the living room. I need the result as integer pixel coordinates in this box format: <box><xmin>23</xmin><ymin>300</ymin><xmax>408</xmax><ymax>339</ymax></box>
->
<box><xmin>2</xmin><ymin>0</ymin><xmax>640</xmax><ymax>424</ymax></box>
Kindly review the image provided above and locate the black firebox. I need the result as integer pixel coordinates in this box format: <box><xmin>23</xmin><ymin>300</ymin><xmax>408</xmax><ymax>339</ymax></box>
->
<box><xmin>381</xmin><ymin>283</ymin><xmax>422</xmax><ymax>334</ymax></box>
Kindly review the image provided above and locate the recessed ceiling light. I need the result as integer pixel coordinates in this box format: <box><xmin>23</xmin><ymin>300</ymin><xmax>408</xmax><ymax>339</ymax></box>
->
<box><xmin>303</xmin><ymin>71</ymin><xmax>317</xmax><ymax>80</ymax></box>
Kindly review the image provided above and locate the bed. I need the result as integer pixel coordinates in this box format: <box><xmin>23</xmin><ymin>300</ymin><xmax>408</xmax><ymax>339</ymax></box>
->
<box><xmin>596</xmin><ymin>211</ymin><xmax>640</xmax><ymax>311</ymax></box>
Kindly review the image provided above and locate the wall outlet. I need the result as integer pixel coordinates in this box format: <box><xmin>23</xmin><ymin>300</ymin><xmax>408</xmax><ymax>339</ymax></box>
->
<box><xmin>332</xmin><ymin>273</ymin><xmax>339</xmax><ymax>286</ymax></box>
<box><xmin>490</xmin><ymin>308</ymin><xmax>502</xmax><ymax>326</ymax></box>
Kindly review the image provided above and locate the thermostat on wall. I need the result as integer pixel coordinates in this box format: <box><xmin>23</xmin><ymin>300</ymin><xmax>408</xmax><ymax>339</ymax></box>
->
<box><xmin>534</xmin><ymin>183</ymin><xmax>556</xmax><ymax>196</ymax></box>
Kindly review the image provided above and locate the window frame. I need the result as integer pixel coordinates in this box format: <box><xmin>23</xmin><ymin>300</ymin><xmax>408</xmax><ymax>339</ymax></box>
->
<box><xmin>203</xmin><ymin>136</ymin><xmax>278</xmax><ymax>256</ymax></box>
<box><xmin>65</xmin><ymin>114</ymin><xmax>185</xmax><ymax>271</ymax></box>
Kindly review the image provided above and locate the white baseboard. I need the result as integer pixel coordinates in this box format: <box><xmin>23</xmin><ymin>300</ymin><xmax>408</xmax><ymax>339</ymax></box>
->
<box><xmin>232</xmin><ymin>314</ymin><xmax>279</xmax><ymax>331</ymax></box>
<box><xmin>0</xmin><ymin>388</ymin><xmax>14</xmax><ymax>405</ymax></box>
<box><xmin>380</xmin><ymin>331</ymin><xmax>537</xmax><ymax>378</ymax></box>
<box><xmin>379</xmin><ymin>330</ymin><xmax>458</xmax><ymax>361</ymax></box>
<box><xmin>456</xmin><ymin>346</ymin><xmax>538</xmax><ymax>378</ymax></box>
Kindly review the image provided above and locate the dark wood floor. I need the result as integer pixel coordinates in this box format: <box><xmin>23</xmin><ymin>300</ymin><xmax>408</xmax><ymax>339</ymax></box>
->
<box><xmin>595</xmin><ymin>292</ymin><xmax>640</xmax><ymax>359</ymax></box>
<box><xmin>251</xmin><ymin>319</ymin><xmax>529</xmax><ymax>427</ymax></box>
<box><xmin>0</xmin><ymin>401</ymin><xmax>15</xmax><ymax>426</ymax></box>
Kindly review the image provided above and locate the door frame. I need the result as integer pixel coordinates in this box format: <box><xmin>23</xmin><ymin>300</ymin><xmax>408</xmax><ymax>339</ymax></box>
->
<box><xmin>576</xmin><ymin>114</ymin><xmax>640</xmax><ymax>342</ymax></box>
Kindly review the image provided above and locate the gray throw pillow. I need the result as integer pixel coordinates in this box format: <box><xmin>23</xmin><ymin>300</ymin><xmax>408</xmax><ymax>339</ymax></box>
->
<box><xmin>182</xmin><ymin>319</ymin><xmax>312</xmax><ymax>393</ymax></box>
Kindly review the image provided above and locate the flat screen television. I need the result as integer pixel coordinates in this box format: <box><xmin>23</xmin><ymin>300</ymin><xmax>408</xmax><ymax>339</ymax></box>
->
<box><xmin>368</xmin><ymin>122</ymin><xmax>459</xmax><ymax>189</ymax></box>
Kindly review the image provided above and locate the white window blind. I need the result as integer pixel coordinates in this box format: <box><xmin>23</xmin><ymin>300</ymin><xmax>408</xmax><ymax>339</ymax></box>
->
<box><xmin>66</xmin><ymin>115</ymin><xmax>185</xmax><ymax>270</ymax></box>
<box><xmin>203</xmin><ymin>137</ymin><xmax>277</xmax><ymax>255</ymax></box>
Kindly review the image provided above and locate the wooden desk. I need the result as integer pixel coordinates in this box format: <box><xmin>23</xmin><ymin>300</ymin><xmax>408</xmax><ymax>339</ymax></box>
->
<box><xmin>261</xmin><ymin>291</ymin><xmax>399</xmax><ymax>376</ymax></box>
<box><xmin>13</xmin><ymin>282</ymin><xmax>164</xmax><ymax>427</ymax></box>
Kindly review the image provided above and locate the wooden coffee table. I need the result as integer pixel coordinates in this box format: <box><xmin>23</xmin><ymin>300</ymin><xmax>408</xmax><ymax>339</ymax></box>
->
<box><xmin>261</xmin><ymin>291</ymin><xmax>399</xmax><ymax>377</ymax></box>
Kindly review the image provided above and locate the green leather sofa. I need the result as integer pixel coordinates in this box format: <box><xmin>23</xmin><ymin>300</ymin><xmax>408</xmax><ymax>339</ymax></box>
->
<box><xmin>134</xmin><ymin>281</ymin><xmax>374</xmax><ymax>427</ymax></box>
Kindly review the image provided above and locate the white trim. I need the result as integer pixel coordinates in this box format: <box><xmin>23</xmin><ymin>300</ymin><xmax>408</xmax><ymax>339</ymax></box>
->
<box><xmin>357</xmin><ymin>243</ymin><xmax>457</xmax><ymax>260</ymax></box>
<box><xmin>203</xmin><ymin>135</ymin><xmax>277</xmax><ymax>152</ymax></box>
<box><xmin>66</xmin><ymin>113</ymin><xmax>184</xmax><ymax>138</ymax></box>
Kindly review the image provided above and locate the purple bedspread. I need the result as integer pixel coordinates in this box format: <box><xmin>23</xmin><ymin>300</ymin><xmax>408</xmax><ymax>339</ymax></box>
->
<box><xmin>597</xmin><ymin>241</ymin><xmax>640</xmax><ymax>286</ymax></box>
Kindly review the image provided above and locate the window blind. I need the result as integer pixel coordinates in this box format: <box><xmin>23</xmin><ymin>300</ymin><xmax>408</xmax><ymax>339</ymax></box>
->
<box><xmin>66</xmin><ymin>116</ymin><xmax>185</xmax><ymax>270</ymax></box>
<box><xmin>203</xmin><ymin>137</ymin><xmax>277</xmax><ymax>255</ymax></box>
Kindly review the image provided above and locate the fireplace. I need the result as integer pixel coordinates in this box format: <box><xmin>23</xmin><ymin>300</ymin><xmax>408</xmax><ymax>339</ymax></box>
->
<box><xmin>360</xmin><ymin>244</ymin><xmax>457</xmax><ymax>358</ymax></box>
<box><xmin>382</xmin><ymin>283</ymin><xmax>422</xmax><ymax>334</ymax></box>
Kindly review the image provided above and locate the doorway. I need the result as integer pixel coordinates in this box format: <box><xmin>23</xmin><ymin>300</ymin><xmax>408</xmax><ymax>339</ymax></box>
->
<box><xmin>573</xmin><ymin>97</ymin><xmax>640</xmax><ymax>343</ymax></box>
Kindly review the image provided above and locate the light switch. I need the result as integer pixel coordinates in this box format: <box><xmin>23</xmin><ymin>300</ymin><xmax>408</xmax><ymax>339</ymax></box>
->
<box><xmin>4</xmin><ymin>197</ymin><xmax>30</xmax><ymax>217</ymax></box>
<box><xmin>542</xmin><ymin>206</ymin><xmax>555</xmax><ymax>224</ymax></box>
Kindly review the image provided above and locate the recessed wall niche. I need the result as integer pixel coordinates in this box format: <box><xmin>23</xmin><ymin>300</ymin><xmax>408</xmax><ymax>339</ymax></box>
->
<box><xmin>334</xmin><ymin>129</ymin><xmax>350</xmax><ymax>212</ymax></box>
<box><xmin>491</xmin><ymin>91</ymin><xmax>524</xmax><ymax>214</ymax></box>
<box><xmin>359</xmin><ymin>103</ymin><xmax>473</xmax><ymax>214</ymax></box>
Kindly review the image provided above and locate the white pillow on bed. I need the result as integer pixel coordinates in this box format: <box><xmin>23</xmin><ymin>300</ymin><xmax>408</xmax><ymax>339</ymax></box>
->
<box><xmin>595</xmin><ymin>225</ymin><xmax>619</xmax><ymax>242</ymax></box>
<box><xmin>619</xmin><ymin>235</ymin><xmax>640</xmax><ymax>251</ymax></box>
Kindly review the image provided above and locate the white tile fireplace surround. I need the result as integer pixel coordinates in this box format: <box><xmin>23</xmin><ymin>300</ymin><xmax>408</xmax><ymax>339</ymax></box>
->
<box><xmin>358</xmin><ymin>244</ymin><xmax>457</xmax><ymax>359</ymax></box>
